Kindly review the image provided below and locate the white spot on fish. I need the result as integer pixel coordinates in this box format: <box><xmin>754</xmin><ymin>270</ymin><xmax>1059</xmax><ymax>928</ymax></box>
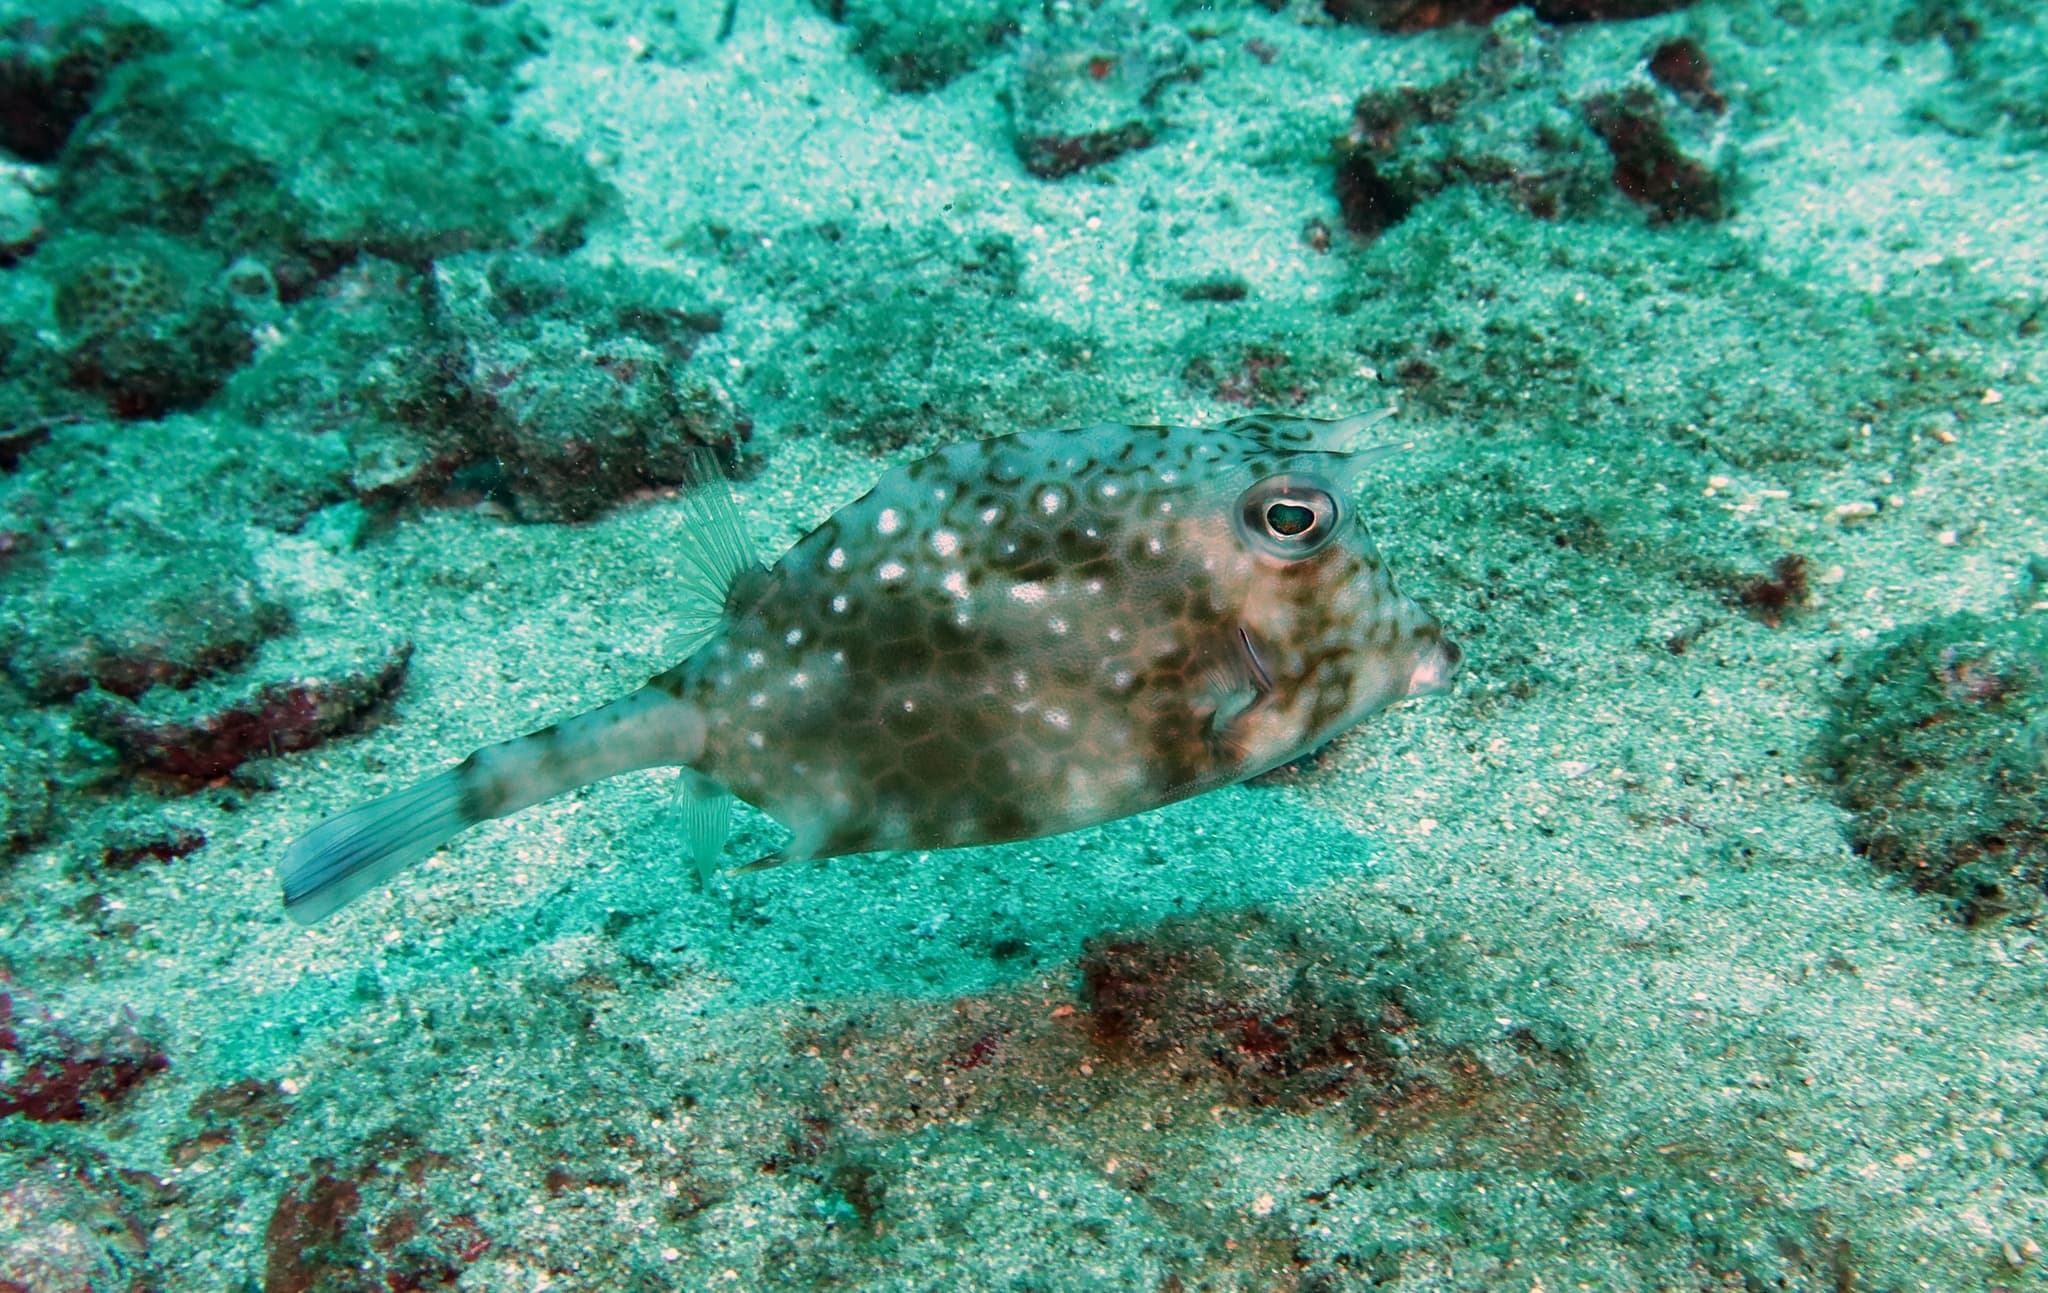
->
<box><xmin>931</xmin><ymin>529</ymin><xmax>959</xmax><ymax>557</ymax></box>
<box><xmin>1047</xmin><ymin>617</ymin><xmax>1069</xmax><ymax>636</ymax></box>
<box><xmin>1147</xmin><ymin>536</ymin><xmax>1165</xmax><ymax>555</ymax></box>
<box><xmin>749</xmin><ymin>692</ymin><xmax>767</xmax><ymax>708</ymax></box>
<box><xmin>942</xmin><ymin>570</ymin><xmax>970</xmax><ymax>599</ymax></box>
<box><xmin>1011</xmin><ymin>582</ymin><xmax>1048</xmax><ymax>605</ymax></box>
<box><xmin>1039</xmin><ymin>489</ymin><xmax>1062</xmax><ymax>515</ymax></box>
<box><xmin>832</xmin><ymin>595</ymin><xmax>850</xmax><ymax>613</ymax></box>
<box><xmin>878</xmin><ymin>508</ymin><xmax>903</xmax><ymax>535</ymax></box>
<box><xmin>746</xmin><ymin>650</ymin><xmax>766</xmax><ymax>668</ymax></box>
<box><xmin>1112</xmin><ymin>669</ymin><xmax>1135</xmax><ymax>689</ymax></box>
<box><xmin>1106</xmin><ymin>626</ymin><xmax>1124</xmax><ymax>643</ymax></box>
<box><xmin>747</xmin><ymin>731</ymin><xmax>766</xmax><ymax>749</ymax></box>
<box><xmin>1011</xmin><ymin>670</ymin><xmax>1030</xmax><ymax>692</ymax></box>
<box><xmin>1044</xmin><ymin>708</ymin><xmax>1071</xmax><ymax>729</ymax></box>
<box><xmin>981</xmin><ymin>507</ymin><xmax>1001</xmax><ymax>525</ymax></box>
<box><xmin>790</xmin><ymin>672</ymin><xmax>809</xmax><ymax>689</ymax></box>
<box><xmin>785</xmin><ymin>627</ymin><xmax>803</xmax><ymax>645</ymax></box>
<box><xmin>879</xmin><ymin>561</ymin><xmax>907</xmax><ymax>581</ymax></box>
<box><xmin>1100</xmin><ymin>482</ymin><xmax>1119</xmax><ymax>497</ymax></box>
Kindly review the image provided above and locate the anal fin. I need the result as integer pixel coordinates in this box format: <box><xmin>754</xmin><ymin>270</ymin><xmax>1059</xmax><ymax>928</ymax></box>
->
<box><xmin>671</xmin><ymin>769</ymin><xmax>733</xmax><ymax>883</ymax></box>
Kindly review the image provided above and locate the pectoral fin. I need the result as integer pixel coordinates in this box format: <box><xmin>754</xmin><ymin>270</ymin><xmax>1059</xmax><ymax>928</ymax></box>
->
<box><xmin>1199</xmin><ymin>626</ymin><xmax>1276</xmax><ymax>764</ymax></box>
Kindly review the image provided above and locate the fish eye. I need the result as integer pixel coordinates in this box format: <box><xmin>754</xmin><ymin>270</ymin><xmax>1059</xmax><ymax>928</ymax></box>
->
<box><xmin>1234</xmin><ymin>473</ymin><xmax>1342</xmax><ymax>560</ymax></box>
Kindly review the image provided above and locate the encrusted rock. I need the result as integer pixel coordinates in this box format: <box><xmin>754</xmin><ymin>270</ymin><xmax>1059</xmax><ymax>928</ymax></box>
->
<box><xmin>1006</xmin><ymin>1</ymin><xmax>1191</xmax><ymax>178</ymax></box>
<box><xmin>1817</xmin><ymin>611</ymin><xmax>2048</xmax><ymax>924</ymax></box>
<box><xmin>0</xmin><ymin>980</ymin><xmax>169</xmax><ymax>1123</ymax></box>
<box><xmin>77</xmin><ymin>636</ymin><xmax>412</xmax><ymax>781</ymax></box>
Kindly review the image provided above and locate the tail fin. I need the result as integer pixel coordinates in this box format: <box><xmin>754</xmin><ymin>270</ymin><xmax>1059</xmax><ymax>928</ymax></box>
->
<box><xmin>281</xmin><ymin>684</ymin><xmax>713</xmax><ymax>925</ymax></box>
<box><xmin>280</xmin><ymin>769</ymin><xmax>474</xmax><ymax>925</ymax></box>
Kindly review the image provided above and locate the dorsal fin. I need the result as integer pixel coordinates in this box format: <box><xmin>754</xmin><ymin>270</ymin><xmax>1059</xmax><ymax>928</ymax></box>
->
<box><xmin>667</xmin><ymin>449</ymin><xmax>761</xmax><ymax>650</ymax></box>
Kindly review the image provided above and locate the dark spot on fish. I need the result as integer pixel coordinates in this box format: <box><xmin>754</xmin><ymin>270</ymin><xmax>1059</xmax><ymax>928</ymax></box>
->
<box><xmin>1054</xmin><ymin>525</ymin><xmax>1115</xmax><ymax>567</ymax></box>
<box><xmin>988</xmin><ymin>530</ymin><xmax>1057</xmax><ymax>582</ymax></box>
<box><xmin>978</xmin><ymin>799</ymin><xmax>1031</xmax><ymax>842</ymax></box>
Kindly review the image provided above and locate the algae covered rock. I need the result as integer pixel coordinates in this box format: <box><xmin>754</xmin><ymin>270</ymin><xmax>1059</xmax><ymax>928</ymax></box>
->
<box><xmin>0</xmin><ymin>2</ymin><xmax>167</xmax><ymax>163</ymax></box>
<box><xmin>423</xmin><ymin>251</ymin><xmax>743</xmax><ymax>521</ymax></box>
<box><xmin>38</xmin><ymin>230</ymin><xmax>252</xmax><ymax>417</ymax></box>
<box><xmin>227</xmin><ymin>251</ymin><xmax>742</xmax><ymax>521</ymax></box>
<box><xmin>1006</xmin><ymin>1</ymin><xmax>1191</xmax><ymax>178</ymax></box>
<box><xmin>1817</xmin><ymin>611</ymin><xmax>2048</xmax><ymax>924</ymax></box>
<box><xmin>1334</xmin><ymin>10</ymin><xmax>1732</xmax><ymax>236</ymax></box>
<box><xmin>0</xmin><ymin>536</ymin><xmax>289</xmax><ymax>704</ymax></box>
<box><xmin>823</xmin><ymin>0</ymin><xmax>1020</xmax><ymax>93</ymax></box>
<box><xmin>54</xmin><ymin>0</ymin><xmax>607</xmax><ymax>267</ymax></box>
<box><xmin>739</xmin><ymin>221</ymin><xmax>1096</xmax><ymax>453</ymax></box>
<box><xmin>76</xmin><ymin>634</ymin><xmax>412</xmax><ymax>781</ymax></box>
<box><xmin>1899</xmin><ymin>0</ymin><xmax>2048</xmax><ymax>149</ymax></box>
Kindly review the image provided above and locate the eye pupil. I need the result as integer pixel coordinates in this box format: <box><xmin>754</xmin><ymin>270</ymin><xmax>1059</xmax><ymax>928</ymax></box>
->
<box><xmin>1267</xmin><ymin>502</ymin><xmax>1316</xmax><ymax>537</ymax></box>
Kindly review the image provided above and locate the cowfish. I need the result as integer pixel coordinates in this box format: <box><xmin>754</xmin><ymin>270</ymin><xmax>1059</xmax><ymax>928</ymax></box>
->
<box><xmin>281</xmin><ymin>413</ymin><xmax>1460</xmax><ymax>923</ymax></box>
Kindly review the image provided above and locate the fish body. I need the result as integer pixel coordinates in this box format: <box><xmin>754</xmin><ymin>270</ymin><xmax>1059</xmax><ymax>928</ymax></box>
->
<box><xmin>282</xmin><ymin>414</ymin><xmax>1459</xmax><ymax>923</ymax></box>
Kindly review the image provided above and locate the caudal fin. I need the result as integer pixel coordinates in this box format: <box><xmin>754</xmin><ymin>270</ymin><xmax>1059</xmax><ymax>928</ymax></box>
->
<box><xmin>281</xmin><ymin>769</ymin><xmax>475</xmax><ymax>925</ymax></box>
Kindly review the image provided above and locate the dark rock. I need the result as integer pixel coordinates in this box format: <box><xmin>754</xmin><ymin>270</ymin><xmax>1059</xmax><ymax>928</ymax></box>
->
<box><xmin>1585</xmin><ymin>87</ymin><xmax>1727</xmax><ymax>223</ymax></box>
<box><xmin>1647</xmin><ymin>36</ymin><xmax>1727</xmax><ymax>115</ymax></box>
<box><xmin>262</xmin><ymin>1170</ymin><xmax>368</xmax><ymax>1293</ymax></box>
<box><xmin>0</xmin><ymin>417</ymin><xmax>53</xmax><ymax>472</ymax></box>
<box><xmin>98</xmin><ymin>824</ymin><xmax>206</xmax><ymax>871</ymax></box>
<box><xmin>0</xmin><ymin>980</ymin><xmax>169</xmax><ymax>1122</ymax></box>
